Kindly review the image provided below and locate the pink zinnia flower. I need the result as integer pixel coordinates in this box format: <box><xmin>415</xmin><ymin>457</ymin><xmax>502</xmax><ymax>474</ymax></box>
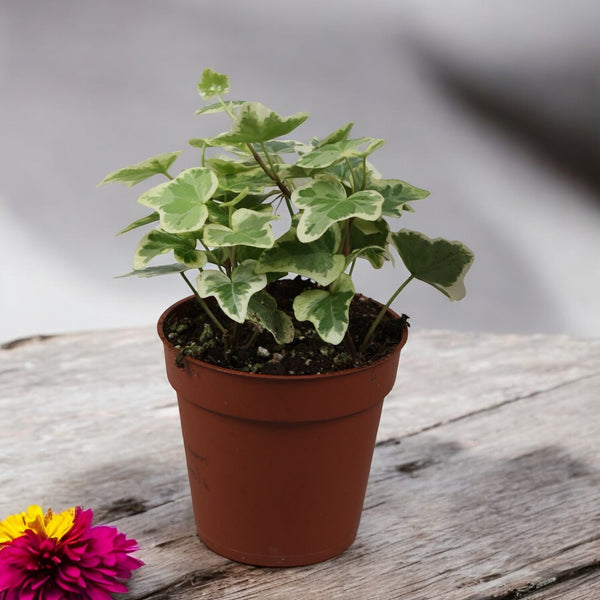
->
<box><xmin>0</xmin><ymin>505</ymin><xmax>143</xmax><ymax>600</ymax></box>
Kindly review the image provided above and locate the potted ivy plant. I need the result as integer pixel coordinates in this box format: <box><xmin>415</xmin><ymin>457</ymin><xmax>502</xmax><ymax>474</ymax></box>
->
<box><xmin>100</xmin><ymin>68</ymin><xmax>474</xmax><ymax>567</ymax></box>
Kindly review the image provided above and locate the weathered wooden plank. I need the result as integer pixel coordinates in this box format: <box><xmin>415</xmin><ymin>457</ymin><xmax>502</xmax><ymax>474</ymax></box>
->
<box><xmin>517</xmin><ymin>570</ymin><xmax>600</xmax><ymax>599</ymax></box>
<box><xmin>1</xmin><ymin>328</ymin><xmax>599</xmax><ymax>599</ymax></box>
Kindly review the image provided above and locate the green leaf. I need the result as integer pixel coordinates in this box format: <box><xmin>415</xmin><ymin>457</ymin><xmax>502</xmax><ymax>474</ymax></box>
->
<box><xmin>261</xmin><ymin>139</ymin><xmax>311</xmax><ymax>154</ymax></box>
<box><xmin>211</xmin><ymin>102</ymin><xmax>309</xmax><ymax>144</ymax></box>
<box><xmin>314</xmin><ymin>122</ymin><xmax>354</xmax><ymax>147</ymax></box>
<box><xmin>296</xmin><ymin>137</ymin><xmax>385</xmax><ymax>170</ymax></box>
<box><xmin>137</xmin><ymin>167</ymin><xmax>219</xmax><ymax>234</ymax></box>
<box><xmin>117</xmin><ymin>263</ymin><xmax>190</xmax><ymax>278</ymax></box>
<box><xmin>118</xmin><ymin>212</ymin><xmax>160</xmax><ymax>235</ymax></box>
<box><xmin>197</xmin><ymin>68</ymin><xmax>230</xmax><ymax>99</ymax></box>
<box><xmin>292</xmin><ymin>180</ymin><xmax>384</xmax><ymax>242</ymax></box>
<box><xmin>256</xmin><ymin>227</ymin><xmax>345</xmax><ymax>286</ymax></box>
<box><xmin>99</xmin><ymin>151</ymin><xmax>182</xmax><ymax>187</ymax></box>
<box><xmin>247</xmin><ymin>290</ymin><xmax>294</xmax><ymax>344</ymax></box>
<box><xmin>133</xmin><ymin>230</ymin><xmax>206</xmax><ymax>269</ymax></box>
<box><xmin>348</xmin><ymin>218</ymin><xmax>391</xmax><ymax>268</ymax></box>
<box><xmin>194</xmin><ymin>100</ymin><xmax>245</xmax><ymax>115</ymax></box>
<box><xmin>196</xmin><ymin>260</ymin><xmax>267</xmax><ymax>323</ymax></box>
<box><xmin>202</xmin><ymin>208</ymin><xmax>278</xmax><ymax>248</ymax></box>
<box><xmin>292</xmin><ymin>274</ymin><xmax>355</xmax><ymax>345</ymax></box>
<box><xmin>390</xmin><ymin>229</ymin><xmax>474</xmax><ymax>300</ymax></box>
<box><xmin>370</xmin><ymin>178</ymin><xmax>430</xmax><ymax>218</ymax></box>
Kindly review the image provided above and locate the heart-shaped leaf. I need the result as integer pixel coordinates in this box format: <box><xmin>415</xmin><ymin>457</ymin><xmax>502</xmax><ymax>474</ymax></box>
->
<box><xmin>390</xmin><ymin>229</ymin><xmax>474</xmax><ymax>300</ymax></box>
<box><xmin>292</xmin><ymin>274</ymin><xmax>355</xmax><ymax>345</ymax></box>
<box><xmin>211</xmin><ymin>102</ymin><xmax>309</xmax><ymax>144</ymax></box>
<box><xmin>137</xmin><ymin>167</ymin><xmax>219</xmax><ymax>234</ymax></box>
<box><xmin>292</xmin><ymin>180</ymin><xmax>384</xmax><ymax>242</ymax></box>
<box><xmin>256</xmin><ymin>226</ymin><xmax>345</xmax><ymax>286</ymax></box>
<box><xmin>133</xmin><ymin>230</ymin><xmax>206</xmax><ymax>269</ymax></box>
<box><xmin>247</xmin><ymin>290</ymin><xmax>294</xmax><ymax>344</ymax></box>
<box><xmin>99</xmin><ymin>151</ymin><xmax>182</xmax><ymax>187</ymax></box>
<box><xmin>202</xmin><ymin>208</ymin><xmax>278</xmax><ymax>248</ymax></box>
<box><xmin>371</xmin><ymin>178</ymin><xmax>430</xmax><ymax>218</ymax></box>
<box><xmin>348</xmin><ymin>218</ymin><xmax>391</xmax><ymax>268</ymax></box>
<box><xmin>196</xmin><ymin>260</ymin><xmax>267</xmax><ymax>323</ymax></box>
<box><xmin>197</xmin><ymin>68</ymin><xmax>230</xmax><ymax>99</ymax></box>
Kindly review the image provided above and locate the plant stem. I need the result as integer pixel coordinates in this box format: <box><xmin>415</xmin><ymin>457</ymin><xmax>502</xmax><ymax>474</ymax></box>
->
<box><xmin>359</xmin><ymin>274</ymin><xmax>414</xmax><ymax>354</ymax></box>
<box><xmin>247</xmin><ymin>143</ymin><xmax>292</xmax><ymax>202</ymax></box>
<box><xmin>179</xmin><ymin>271</ymin><xmax>227</xmax><ymax>335</ymax></box>
<box><xmin>345</xmin><ymin>158</ymin><xmax>358</xmax><ymax>193</ymax></box>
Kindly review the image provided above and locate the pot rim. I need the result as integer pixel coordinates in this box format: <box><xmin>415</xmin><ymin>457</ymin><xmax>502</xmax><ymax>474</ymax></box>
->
<box><xmin>157</xmin><ymin>294</ymin><xmax>409</xmax><ymax>381</ymax></box>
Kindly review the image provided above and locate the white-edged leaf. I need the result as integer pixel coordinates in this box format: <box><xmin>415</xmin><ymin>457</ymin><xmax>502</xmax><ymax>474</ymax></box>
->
<box><xmin>137</xmin><ymin>167</ymin><xmax>219</xmax><ymax>233</ymax></box>
<box><xmin>256</xmin><ymin>227</ymin><xmax>345</xmax><ymax>286</ymax></box>
<box><xmin>99</xmin><ymin>151</ymin><xmax>182</xmax><ymax>187</ymax></box>
<box><xmin>296</xmin><ymin>137</ymin><xmax>385</xmax><ymax>169</ymax></box>
<box><xmin>118</xmin><ymin>212</ymin><xmax>160</xmax><ymax>235</ymax></box>
<box><xmin>211</xmin><ymin>102</ymin><xmax>309</xmax><ymax>144</ymax></box>
<box><xmin>202</xmin><ymin>208</ymin><xmax>278</xmax><ymax>248</ymax></box>
<box><xmin>197</xmin><ymin>68</ymin><xmax>230</xmax><ymax>99</ymax></box>
<box><xmin>292</xmin><ymin>180</ymin><xmax>384</xmax><ymax>242</ymax></box>
<box><xmin>348</xmin><ymin>218</ymin><xmax>391</xmax><ymax>269</ymax></box>
<box><xmin>293</xmin><ymin>274</ymin><xmax>355</xmax><ymax>345</ymax></box>
<box><xmin>371</xmin><ymin>178</ymin><xmax>430</xmax><ymax>218</ymax></box>
<box><xmin>196</xmin><ymin>260</ymin><xmax>267</xmax><ymax>323</ymax></box>
<box><xmin>314</xmin><ymin>122</ymin><xmax>354</xmax><ymax>148</ymax></box>
<box><xmin>390</xmin><ymin>229</ymin><xmax>474</xmax><ymax>301</ymax></box>
<box><xmin>247</xmin><ymin>290</ymin><xmax>294</xmax><ymax>344</ymax></box>
<box><xmin>117</xmin><ymin>263</ymin><xmax>190</xmax><ymax>278</ymax></box>
<box><xmin>133</xmin><ymin>230</ymin><xmax>206</xmax><ymax>269</ymax></box>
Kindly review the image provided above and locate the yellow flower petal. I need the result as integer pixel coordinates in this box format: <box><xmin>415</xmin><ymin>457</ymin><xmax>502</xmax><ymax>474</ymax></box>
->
<box><xmin>0</xmin><ymin>505</ymin><xmax>75</xmax><ymax>544</ymax></box>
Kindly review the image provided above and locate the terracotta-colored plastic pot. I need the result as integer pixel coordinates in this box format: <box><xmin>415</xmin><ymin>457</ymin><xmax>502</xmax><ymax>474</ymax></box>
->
<box><xmin>157</xmin><ymin>295</ymin><xmax>408</xmax><ymax>567</ymax></box>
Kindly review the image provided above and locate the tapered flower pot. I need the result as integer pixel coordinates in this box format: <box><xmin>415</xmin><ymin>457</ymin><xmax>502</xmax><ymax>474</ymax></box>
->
<box><xmin>157</xmin><ymin>296</ymin><xmax>408</xmax><ymax>567</ymax></box>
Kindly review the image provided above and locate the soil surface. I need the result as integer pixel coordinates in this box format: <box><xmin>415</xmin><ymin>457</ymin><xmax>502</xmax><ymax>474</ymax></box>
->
<box><xmin>164</xmin><ymin>278</ymin><xmax>408</xmax><ymax>376</ymax></box>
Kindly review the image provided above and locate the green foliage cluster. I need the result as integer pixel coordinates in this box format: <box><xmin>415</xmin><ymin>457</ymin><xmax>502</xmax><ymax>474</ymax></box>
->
<box><xmin>101</xmin><ymin>68</ymin><xmax>474</xmax><ymax>353</ymax></box>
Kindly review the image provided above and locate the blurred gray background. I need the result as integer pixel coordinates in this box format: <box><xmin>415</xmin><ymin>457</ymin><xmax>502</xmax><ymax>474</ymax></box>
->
<box><xmin>1</xmin><ymin>0</ymin><xmax>599</xmax><ymax>344</ymax></box>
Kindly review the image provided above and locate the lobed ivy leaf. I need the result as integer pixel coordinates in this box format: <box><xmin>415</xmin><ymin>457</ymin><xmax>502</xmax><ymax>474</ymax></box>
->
<box><xmin>292</xmin><ymin>180</ymin><xmax>384</xmax><ymax>242</ymax></box>
<box><xmin>256</xmin><ymin>227</ymin><xmax>345</xmax><ymax>286</ymax></box>
<box><xmin>292</xmin><ymin>274</ymin><xmax>355</xmax><ymax>345</ymax></box>
<box><xmin>370</xmin><ymin>178</ymin><xmax>430</xmax><ymax>218</ymax></box>
<box><xmin>390</xmin><ymin>229</ymin><xmax>475</xmax><ymax>301</ymax></box>
<box><xmin>137</xmin><ymin>167</ymin><xmax>219</xmax><ymax>234</ymax></box>
<box><xmin>296</xmin><ymin>137</ymin><xmax>385</xmax><ymax>170</ymax></box>
<box><xmin>348</xmin><ymin>218</ymin><xmax>391</xmax><ymax>269</ymax></box>
<box><xmin>99</xmin><ymin>151</ymin><xmax>182</xmax><ymax>187</ymax></box>
<box><xmin>202</xmin><ymin>208</ymin><xmax>278</xmax><ymax>249</ymax></box>
<box><xmin>133</xmin><ymin>230</ymin><xmax>206</xmax><ymax>269</ymax></box>
<box><xmin>211</xmin><ymin>102</ymin><xmax>309</xmax><ymax>145</ymax></box>
<box><xmin>247</xmin><ymin>290</ymin><xmax>294</xmax><ymax>344</ymax></box>
<box><xmin>197</xmin><ymin>68</ymin><xmax>230</xmax><ymax>99</ymax></box>
<box><xmin>313</xmin><ymin>122</ymin><xmax>354</xmax><ymax>148</ymax></box>
<box><xmin>118</xmin><ymin>212</ymin><xmax>160</xmax><ymax>235</ymax></box>
<box><xmin>196</xmin><ymin>260</ymin><xmax>267</xmax><ymax>323</ymax></box>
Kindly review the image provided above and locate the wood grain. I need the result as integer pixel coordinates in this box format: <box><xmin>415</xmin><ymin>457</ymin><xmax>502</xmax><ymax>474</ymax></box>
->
<box><xmin>1</xmin><ymin>328</ymin><xmax>599</xmax><ymax>599</ymax></box>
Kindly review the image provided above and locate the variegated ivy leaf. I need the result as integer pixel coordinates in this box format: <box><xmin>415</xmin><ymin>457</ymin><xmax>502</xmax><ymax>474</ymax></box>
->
<box><xmin>370</xmin><ymin>178</ymin><xmax>430</xmax><ymax>218</ymax></box>
<box><xmin>137</xmin><ymin>168</ymin><xmax>219</xmax><ymax>234</ymax></box>
<box><xmin>292</xmin><ymin>180</ymin><xmax>384</xmax><ymax>242</ymax></box>
<box><xmin>348</xmin><ymin>218</ymin><xmax>391</xmax><ymax>269</ymax></box>
<box><xmin>99</xmin><ymin>151</ymin><xmax>182</xmax><ymax>187</ymax></box>
<box><xmin>196</xmin><ymin>260</ymin><xmax>267</xmax><ymax>323</ymax></box>
<box><xmin>118</xmin><ymin>212</ymin><xmax>160</xmax><ymax>235</ymax></box>
<box><xmin>202</xmin><ymin>208</ymin><xmax>278</xmax><ymax>248</ymax></box>
<box><xmin>117</xmin><ymin>263</ymin><xmax>190</xmax><ymax>278</ymax></box>
<box><xmin>390</xmin><ymin>229</ymin><xmax>474</xmax><ymax>301</ymax></box>
<box><xmin>256</xmin><ymin>227</ymin><xmax>345</xmax><ymax>286</ymax></box>
<box><xmin>133</xmin><ymin>230</ymin><xmax>206</xmax><ymax>270</ymax></box>
<box><xmin>313</xmin><ymin>122</ymin><xmax>354</xmax><ymax>148</ymax></box>
<box><xmin>261</xmin><ymin>139</ymin><xmax>311</xmax><ymax>154</ymax></box>
<box><xmin>292</xmin><ymin>274</ymin><xmax>355</xmax><ymax>345</ymax></box>
<box><xmin>194</xmin><ymin>100</ymin><xmax>245</xmax><ymax>115</ymax></box>
<box><xmin>211</xmin><ymin>102</ymin><xmax>309</xmax><ymax>145</ymax></box>
<box><xmin>247</xmin><ymin>290</ymin><xmax>294</xmax><ymax>344</ymax></box>
<box><xmin>197</xmin><ymin>68</ymin><xmax>230</xmax><ymax>99</ymax></box>
<box><xmin>296</xmin><ymin>137</ymin><xmax>385</xmax><ymax>170</ymax></box>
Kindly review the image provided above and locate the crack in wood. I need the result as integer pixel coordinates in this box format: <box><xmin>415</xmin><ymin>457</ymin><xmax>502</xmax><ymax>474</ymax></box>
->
<box><xmin>135</xmin><ymin>567</ymin><xmax>233</xmax><ymax>600</ymax></box>
<box><xmin>1</xmin><ymin>334</ymin><xmax>56</xmax><ymax>350</ymax></box>
<box><xmin>474</xmin><ymin>560</ymin><xmax>600</xmax><ymax>600</ymax></box>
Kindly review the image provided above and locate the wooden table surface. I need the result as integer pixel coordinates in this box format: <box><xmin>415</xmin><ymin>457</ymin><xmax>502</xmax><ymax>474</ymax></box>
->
<box><xmin>1</xmin><ymin>328</ymin><xmax>599</xmax><ymax>599</ymax></box>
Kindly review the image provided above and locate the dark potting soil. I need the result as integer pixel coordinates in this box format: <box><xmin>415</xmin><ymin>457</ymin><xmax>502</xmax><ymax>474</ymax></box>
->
<box><xmin>164</xmin><ymin>278</ymin><xmax>408</xmax><ymax>376</ymax></box>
